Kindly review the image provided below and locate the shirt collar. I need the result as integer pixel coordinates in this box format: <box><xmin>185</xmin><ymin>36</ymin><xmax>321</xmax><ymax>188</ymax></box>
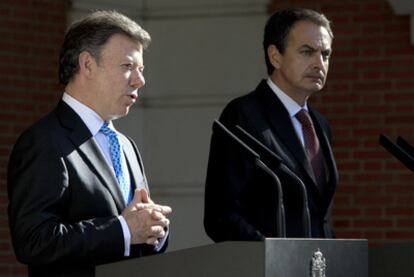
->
<box><xmin>62</xmin><ymin>92</ymin><xmax>115</xmax><ymax>136</ymax></box>
<box><xmin>266</xmin><ymin>78</ymin><xmax>308</xmax><ymax>118</ymax></box>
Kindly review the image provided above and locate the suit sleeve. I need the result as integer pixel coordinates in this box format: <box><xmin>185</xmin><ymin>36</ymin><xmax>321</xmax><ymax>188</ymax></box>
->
<box><xmin>204</xmin><ymin>101</ymin><xmax>265</xmax><ymax>242</ymax></box>
<box><xmin>7</xmin><ymin>128</ymin><xmax>127</xmax><ymax>266</ymax></box>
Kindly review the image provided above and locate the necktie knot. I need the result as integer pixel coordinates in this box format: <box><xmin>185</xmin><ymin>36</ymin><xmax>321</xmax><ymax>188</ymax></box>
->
<box><xmin>100</xmin><ymin>122</ymin><xmax>117</xmax><ymax>138</ymax></box>
<box><xmin>295</xmin><ymin>109</ymin><xmax>313</xmax><ymax>128</ymax></box>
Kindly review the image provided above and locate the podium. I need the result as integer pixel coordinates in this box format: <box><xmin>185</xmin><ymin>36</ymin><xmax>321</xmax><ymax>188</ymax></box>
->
<box><xmin>97</xmin><ymin>238</ymin><xmax>368</xmax><ymax>277</ymax></box>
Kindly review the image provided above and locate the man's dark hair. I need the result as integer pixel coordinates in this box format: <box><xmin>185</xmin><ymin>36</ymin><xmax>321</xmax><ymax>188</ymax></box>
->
<box><xmin>59</xmin><ymin>10</ymin><xmax>151</xmax><ymax>85</ymax></box>
<box><xmin>263</xmin><ymin>8</ymin><xmax>333</xmax><ymax>75</ymax></box>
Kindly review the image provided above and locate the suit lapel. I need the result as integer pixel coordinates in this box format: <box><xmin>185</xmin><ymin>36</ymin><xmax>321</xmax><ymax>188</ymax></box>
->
<box><xmin>256</xmin><ymin>82</ymin><xmax>316</xmax><ymax>184</ymax></box>
<box><xmin>77</xmin><ymin>138</ymin><xmax>126</xmax><ymax>209</ymax></box>
<box><xmin>56</xmin><ymin>101</ymin><xmax>126</xmax><ymax>211</ymax></box>
<box><xmin>309</xmin><ymin>108</ymin><xmax>339</xmax><ymax>191</ymax></box>
<box><xmin>119</xmin><ymin>135</ymin><xmax>148</xmax><ymax>192</ymax></box>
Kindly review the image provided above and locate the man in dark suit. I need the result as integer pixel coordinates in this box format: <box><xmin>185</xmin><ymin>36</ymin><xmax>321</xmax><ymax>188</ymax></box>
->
<box><xmin>8</xmin><ymin>11</ymin><xmax>171</xmax><ymax>276</ymax></box>
<box><xmin>204</xmin><ymin>8</ymin><xmax>338</xmax><ymax>241</ymax></box>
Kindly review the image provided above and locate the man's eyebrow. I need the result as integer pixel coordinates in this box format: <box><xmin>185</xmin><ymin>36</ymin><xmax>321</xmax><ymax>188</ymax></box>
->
<box><xmin>299</xmin><ymin>44</ymin><xmax>316</xmax><ymax>50</ymax></box>
<box><xmin>299</xmin><ymin>44</ymin><xmax>332</xmax><ymax>53</ymax></box>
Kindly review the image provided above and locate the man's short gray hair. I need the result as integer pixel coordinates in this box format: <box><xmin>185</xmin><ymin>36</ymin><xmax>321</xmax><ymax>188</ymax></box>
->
<box><xmin>59</xmin><ymin>10</ymin><xmax>151</xmax><ymax>85</ymax></box>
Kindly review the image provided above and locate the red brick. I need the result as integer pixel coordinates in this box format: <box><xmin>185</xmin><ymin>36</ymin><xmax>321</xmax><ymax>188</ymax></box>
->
<box><xmin>396</xmin><ymin>220</ymin><xmax>414</xmax><ymax>228</ymax></box>
<box><xmin>354</xmin><ymin>195</ymin><xmax>393</xmax><ymax>205</ymax></box>
<box><xmin>385</xmin><ymin>93</ymin><xmax>414</xmax><ymax>102</ymax></box>
<box><xmin>385</xmin><ymin>116</ymin><xmax>414</xmax><ymax>124</ymax></box>
<box><xmin>322</xmin><ymin>3</ymin><xmax>360</xmax><ymax>14</ymax></box>
<box><xmin>352</xmin><ymin>125</ymin><xmax>383</xmax><ymax>136</ymax></box>
<box><xmin>333</xmin><ymin>208</ymin><xmax>361</xmax><ymax>217</ymax></box>
<box><xmin>336</xmin><ymin>184</ymin><xmax>359</xmax><ymax>194</ymax></box>
<box><xmin>363</xmin><ymin>231</ymin><xmax>385</xmax><ymax>240</ymax></box>
<box><xmin>0</xmin><ymin>265</ymin><xmax>11</xmax><ymax>276</ymax></box>
<box><xmin>354</xmin><ymin>219</ymin><xmax>393</xmax><ymax>228</ymax></box>
<box><xmin>386</xmin><ymin>231</ymin><xmax>414</xmax><ymax>240</ymax></box>
<box><xmin>384</xmin><ymin>161</ymin><xmax>410</xmax><ymax>171</ymax></box>
<box><xmin>333</xmin><ymin>195</ymin><xmax>352</xmax><ymax>205</ymax></box>
<box><xmin>353</xmin><ymin>151</ymin><xmax>388</xmax><ymax>160</ymax></box>
<box><xmin>352</xmin><ymin>81</ymin><xmax>392</xmax><ymax>91</ymax></box>
<box><xmin>333</xmin><ymin>150</ymin><xmax>352</xmax><ymax>160</ymax></box>
<box><xmin>364</xmin><ymin>208</ymin><xmax>384</xmax><ymax>217</ymax></box>
<box><xmin>393</xmin><ymin>104</ymin><xmax>414</xmax><ymax>113</ymax></box>
<box><xmin>385</xmin><ymin>47</ymin><xmax>414</xmax><ymax>56</ymax></box>
<box><xmin>386</xmin><ymin>70</ymin><xmax>414</xmax><ymax>79</ymax></box>
<box><xmin>352</xmin><ymin>60</ymin><xmax>392</xmax><ymax>69</ymax></box>
<box><xmin>386</xmin><ymin>208</ymin><xmax>414</xmax><ymax>216</ymax></box>
<box><xmin>335</xmin><ymin>231</ymin><xmax>363</xmax><ymax>239</ymax></box>
<box><xmin>386</xmin><ymin>185</ymin><xmax>414</xmax><ymax>194</ymax></box>
<box><xmin>335</xmin><ymin>140</ymin><xmax>360</xmax><ymax>148</ymax></box>
<box><xmin>391</xmin><ymin>59</ymin><xmax>414</xmax><ymax>68</ymax></box>
<box><xmin>11</xmin><ymin>265</ymin><xmax>27</xmax><ymax>275</ymax></box>
<box><xmin>332</xmin><ymin>128</ymin><xmax>351</xmax><ymax>137</ymax></box>
<box><xmin>362</xmin><ymin>162</ymin><xmax>383</xmax><ymax>171</ymax></box>
<box><xmin>333</xmin><ymin>219</ymin><xmax>351</xmax><ymax>228</ymax></box>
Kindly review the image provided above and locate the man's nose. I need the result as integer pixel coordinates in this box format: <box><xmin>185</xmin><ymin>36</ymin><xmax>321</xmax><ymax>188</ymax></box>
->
<box><xmin>131</xmin><ymin>69</ymin><xmax>145</xmax><ymax>89</ymax></box>
<box><xmin>313</xmin><ymin>53</ymin><xmax>326</xmax><ymax>70</ymax></box>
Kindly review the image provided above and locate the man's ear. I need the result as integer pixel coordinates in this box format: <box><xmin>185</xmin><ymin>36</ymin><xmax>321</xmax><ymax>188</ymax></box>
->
<box><xmin>78</xmin><ymin>51</ymin><xmax>97</xmax><ymax>79</ymax></box>
<box><xmin>267</xmin><ymin>45</ymin><xmax>282</xmax><ymax>70</ymax></box>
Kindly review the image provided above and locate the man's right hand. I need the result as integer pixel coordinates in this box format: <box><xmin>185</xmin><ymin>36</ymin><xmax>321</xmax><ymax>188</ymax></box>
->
<box><xmin>121</xmin><ymin>189</ymin><xmax>171</xmax><ymax>245</ymax></box>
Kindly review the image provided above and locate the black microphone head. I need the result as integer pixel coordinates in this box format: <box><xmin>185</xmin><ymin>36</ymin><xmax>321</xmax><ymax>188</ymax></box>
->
<box><xmin>379</xmin><ymin>134</ymin><xmax>414</xmax><ymax>172</ymax></box>
<box><xmin>397</xmin><ymin>136</ymin><xmax>414</xmax><ymax>157</ymax></box>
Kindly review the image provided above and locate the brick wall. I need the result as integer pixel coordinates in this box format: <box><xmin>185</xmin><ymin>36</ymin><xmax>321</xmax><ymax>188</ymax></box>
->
<box><xmin>271</xmin><ymin>0</ymin><xmax>414</xmax><ymax>242</ymax></box>
<box><xmin>0</xmin><ymin>0</ymin><xmax>67</xmax><ymax>276</ymax></box>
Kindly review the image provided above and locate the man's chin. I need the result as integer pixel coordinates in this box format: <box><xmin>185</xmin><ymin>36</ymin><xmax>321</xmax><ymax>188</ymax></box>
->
<box><xmin>308</xmin><ymin>83</ymin><xmax>324</xmax><ymax>92</ymax></box>
<box><xmin>109</xmin><ymin>111</ymin><xmax>129</xmax><ymax>121</ymax></box>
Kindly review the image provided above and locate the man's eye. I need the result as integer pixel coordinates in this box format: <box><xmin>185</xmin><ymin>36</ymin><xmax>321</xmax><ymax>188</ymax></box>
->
<box><xmin>322</xmin><ymin>52</ymin><xmax>331</xmax><ymax>61</ymax></box>
<box><xmin>123</xmin><ymin>64</ymin><xmax>134</xmax><ymax>70</ymax></box>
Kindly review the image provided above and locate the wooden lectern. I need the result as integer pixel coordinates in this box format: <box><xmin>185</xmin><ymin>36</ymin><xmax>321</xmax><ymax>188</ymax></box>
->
<box><xmin>97</xmin><ymin>238</ymin><xmax>368</xmax><ymax>277</ymax></box>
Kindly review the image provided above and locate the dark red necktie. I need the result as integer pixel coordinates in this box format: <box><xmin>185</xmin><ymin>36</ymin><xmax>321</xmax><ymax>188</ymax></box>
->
<box><xmin>295</xmin><ymin>109</ymin><xmax>325</xmax><ymax>187</ymax></box>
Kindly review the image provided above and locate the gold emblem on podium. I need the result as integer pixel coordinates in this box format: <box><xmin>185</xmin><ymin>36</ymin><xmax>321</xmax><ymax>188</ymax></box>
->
<box><xmin>311</xmin><ymin>249</ymin><xmax>326</xmax><ymax>277</ymax></box>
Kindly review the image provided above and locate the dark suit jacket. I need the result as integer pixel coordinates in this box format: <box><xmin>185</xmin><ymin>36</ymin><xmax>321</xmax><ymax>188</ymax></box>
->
<box><xmin>7</xmin><ymin>101</ymin><xmax>167</xmax><ymax>277</ymax></box>
<box><xmin>204</xmin><ymin>80</ymin><xmax>338</xmax><ymax>241</ymax></box>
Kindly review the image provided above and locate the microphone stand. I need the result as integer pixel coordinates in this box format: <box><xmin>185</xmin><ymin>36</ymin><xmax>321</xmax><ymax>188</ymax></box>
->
<box><xmin>397</xmin><ymin>136</ymin><xmax>414</xmax><ymax>158</ymax></box>
<box><xmin>213</xmin><ymin>120</ymin><xmax>286</xmax><ymax>237</ymax></box>
<box><xmin>235</xmin><ymin>125</ymin><xmax>311</xmax><ymax>238</ymax></box>
<box><xmin>280</xmin><ymin>164</ymin><xmax>311</xmax><ymax>238</ymax></box>
<box><xmin>254</xmin><ymin>159</ymin><xmax>286</xmax><ymax>238</ymax></box>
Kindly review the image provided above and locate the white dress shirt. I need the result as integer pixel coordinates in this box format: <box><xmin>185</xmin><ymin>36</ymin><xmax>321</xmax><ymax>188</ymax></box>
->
<box><xmin>267</xmin><ymin>78</ymin><xmax>309</xmax><ymax>147</ymax></box>
<box><xmin>62</xmin><ymin>93</ymin><xmax>139</xmax><ymax>256</ymax></box>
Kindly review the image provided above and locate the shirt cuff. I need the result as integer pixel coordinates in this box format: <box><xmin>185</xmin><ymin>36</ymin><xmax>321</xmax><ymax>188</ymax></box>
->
<box><xmin>118</xmin><ymin>215</ymin><xmax>131</xmax><ymax>256</ymax></box>
<box><xmin>154</xmin><ymin>228</ymin><xmax>169</xmax><ymax>252</ymax></box>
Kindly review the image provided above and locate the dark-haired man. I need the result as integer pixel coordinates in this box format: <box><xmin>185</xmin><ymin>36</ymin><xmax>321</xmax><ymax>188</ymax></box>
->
<box><xmin>8</xmin><ymin>10</ymin><xmax>171</xmax><ymax>276</ymax></box>
<box><xmin>204</xmin><ymin>8</ymin><xmax>338</xmax><ymax>241</ymax></box>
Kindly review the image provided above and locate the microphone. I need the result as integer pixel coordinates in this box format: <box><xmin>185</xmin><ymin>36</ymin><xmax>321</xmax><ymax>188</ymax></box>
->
<box><xmin>397</xmin><ymin>136</ymin><xmax>414</xmax><ymax>158</ymax></box>
<box><xmin>212</xmin><ymin>120</ymin><xmax>286</xmax><ymax>237</ymax></box>
<box><xmin>234</xmin><ymin>125</ymin><xmax>311</xmax><ymax>238</ymax></box>
<box><xmin>379</xmin><ymin>134</ymin><xmax>414</xmax><ymax>172</ymax></box>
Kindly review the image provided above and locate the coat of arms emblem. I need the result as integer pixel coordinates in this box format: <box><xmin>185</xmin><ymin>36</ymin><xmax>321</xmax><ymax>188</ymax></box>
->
<box><xmin>311</xmin><ymin>249</ymin><xmax>326</xmax><ymax>277</ymax></box>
